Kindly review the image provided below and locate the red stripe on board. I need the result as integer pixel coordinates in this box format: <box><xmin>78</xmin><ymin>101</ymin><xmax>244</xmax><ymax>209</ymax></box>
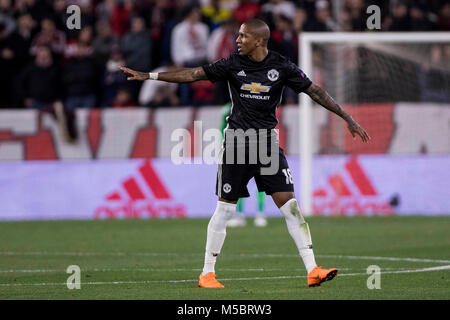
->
<box><xmin>25</xmin><ymin>130</ymin><xmax>58</xmax><ymax>160</ymax></box>
<box><xmin>0</xmin><ymin>131</ymin><xmax>14</xmax><ymax>140</ymax></box>
<box><xmin>106</xmin><ymin>191</ymin><xmax>122</xmax><ymax>201</ymax></box>
<box><xmin>139</xmin><ymin>160</ymin><xmax>171</xmax><ymax>199</ymax></box>
<box><xmin>131</xmin><ymin>128</ymin><xmax>157</xmax><ymax>158</ymax></box>
<box><xmin>313</xmin><ymin>188</ymin><xmax>327</xmax><ymax>197</ymax></box>
<box><xmin>87</xmin><ymin>109</ymin><xmax>102</xmax><ymax>158</ymax></box>
<box><xmin>345</xmin><ymin>157</ymin><xmax>377</xmax><ymax>196</ymax></box>
<box><xmin>329</xmin><ymin>174</ymin><xmax>352</xmax><ymax>196</ymax></box>
<box><xmin>123</xmin><ymin>178</ymin><xmax>146</xmax><ymax>200</ymax></box>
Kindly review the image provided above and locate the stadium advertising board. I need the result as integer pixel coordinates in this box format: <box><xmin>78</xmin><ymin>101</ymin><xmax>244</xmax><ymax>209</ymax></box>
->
<box><xmin>0</xmin><ymin>156</ymin><xmax>448</xmax><ymax>220</ymax></box>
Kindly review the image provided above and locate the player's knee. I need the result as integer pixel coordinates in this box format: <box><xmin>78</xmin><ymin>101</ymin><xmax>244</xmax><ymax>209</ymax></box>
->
<box><xmin>280</xmin><ymin>198</ymin><xmax>306</xmax><ymax>224</ymax></box>
<box><xmin>209</xmin><ymin>200</ymin><xmax>237</xmax><ymax>230</ymax></box>
<box><xmin>272</xmin><ymin>192</ymin><xmax>295</xmax><ymax>208</ymax></box>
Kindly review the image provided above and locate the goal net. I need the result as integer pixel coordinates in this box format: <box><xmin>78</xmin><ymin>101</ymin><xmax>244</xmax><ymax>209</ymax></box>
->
<box><xmin>298</xmin><ymin>32</ymin><xmax>450</xmax><ymax>216</ymax></box>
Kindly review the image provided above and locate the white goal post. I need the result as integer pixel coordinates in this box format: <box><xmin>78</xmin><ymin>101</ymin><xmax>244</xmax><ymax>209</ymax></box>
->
<box><xmin>298</xmin><ymin>32</ymin><xmax>450</xmax><ymax>216</ymax></box>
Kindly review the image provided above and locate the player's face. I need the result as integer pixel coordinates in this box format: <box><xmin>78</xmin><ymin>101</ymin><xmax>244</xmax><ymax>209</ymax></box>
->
<box><xmin>236</xmin><ymin>24</ymin><xmax>258</xmax><ymax>55</ymax></box>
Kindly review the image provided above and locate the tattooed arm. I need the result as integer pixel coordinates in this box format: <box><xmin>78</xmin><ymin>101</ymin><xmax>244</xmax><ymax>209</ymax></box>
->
<box><xmin>304</xmin><ymin>83</ymin><xmax>370</xmax><ymax>142</ymax></box>
<box><xmin>119</xmin><ymin>66</ymin><xmax>208</xmax><ymax>83</ymax></box>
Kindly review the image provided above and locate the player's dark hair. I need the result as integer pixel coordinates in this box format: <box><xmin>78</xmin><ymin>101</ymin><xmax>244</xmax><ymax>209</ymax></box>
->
<box><xmin>243</xmin><ymin>19</ymin><xmax>270</xmax><ymax>47</ymax></box>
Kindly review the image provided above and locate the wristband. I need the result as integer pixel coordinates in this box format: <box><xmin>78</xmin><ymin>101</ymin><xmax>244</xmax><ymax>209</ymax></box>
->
<box><xmin>149</xmin><ymin>72</ymin><xmax>158</xmax><ymax>80</ymax></box>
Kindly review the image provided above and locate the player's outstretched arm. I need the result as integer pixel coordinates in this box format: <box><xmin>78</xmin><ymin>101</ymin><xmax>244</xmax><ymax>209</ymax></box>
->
<box><xmin>119</xmin><ymin>66</ymin><xmax>208</xmax><ymax>83</ymax></box>
<box><xmin>304</xmin><ymin>83</ymin><xmax>371</xmax><ymax>142</ymax></box>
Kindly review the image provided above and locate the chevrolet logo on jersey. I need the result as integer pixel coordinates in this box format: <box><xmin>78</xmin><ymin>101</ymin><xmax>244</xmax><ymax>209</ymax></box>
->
<box><xmin>240</xmin><ymin>83</ymin><xmax>271</xmax><ymax>94</ymax></box>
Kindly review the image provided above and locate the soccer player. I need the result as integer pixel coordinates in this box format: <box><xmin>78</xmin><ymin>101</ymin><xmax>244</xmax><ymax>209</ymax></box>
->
<box><xmin>120</xmin><ymin>19</ymin><xmax>370</xmax><ymax>288</ymax></box>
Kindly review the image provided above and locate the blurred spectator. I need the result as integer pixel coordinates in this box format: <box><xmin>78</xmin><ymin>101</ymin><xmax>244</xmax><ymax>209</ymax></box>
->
<box><xmin>261</xmin><ymin>0</ymin><xmax>296</xmax><ymax>30</ymax></box>
<box><xmin>63</xmin><ymin>43</ymin><xmax>98</xmax><ymax>109</ymax></box>
<box><xmin>0</xmin><ymin>0</ymin><xmax>16</xmax><ymax>33</ymax></box>
<box><xmin>232</xmin><ymin>0</ymin><xmax>261</xmax><ymax>25</ymax></box>
<box><xmin>15</xmin><ymin>0</ymin><xmax>53</xmax><ymax>25</ymax></box>
<box><xmin>96</xmin><ymin>0</ymin><xmax>117</xmax><ymax>22</ymax></box>
<box><xmin>417</xmin><ymin>44</ymin><xmax>450</xmax><ymax>103</ymax></box>
<box><xmin>386</xmin><ymin>1</ymin><xmax>410</xmax><ymax>31</ymax></box>
<box><xmin>110</xmin><ymin>0</ymin><xmax>134</xmax><ymax>37</ymax></box>
<box><xmin>0</xmin><ymin>22</ymin><xmax>13</xmax><ymax>107</ymax></box>
<box><xmin>171</xmin><ymin>5</ymin><xmax>208</xmax><ymax>67</ymax></box>
<box><xmin>65</xmin><ymin>26</ymin><xmax>94</xmax><ymax>60</ymax></box>
<box><xmin>121</xmin><ymin>15</ymin><xmax>151</xmax><ymax>102</ymax></box>
<box><xmin>6</xmin><ymin>13</ymin><xmax>36</xmax><ymax>107</ymax></box>
<box><xmin>191</xmin><ymin>79</ymin><xmax>216</xmax><ymax>106</ymax></box>
<box><xmin>145</xmin><ymin>0</ymin><xmax>173</xmax><ymax>67</ymax></box>
<box><xmin>8</xmin><ymin>13</ymin><xmax>35</xmax><ymax>66</ymax></box>
<box><xmin>113</xmin><ymin>88</ymin><xmax>135</xmax><ymax>107</ymax></box>
<box><xmin>138</xmin><ymin>65</ymin><xmax>180</xmax><ymax>108</ymax></box>
<box><xmin>300</xmin><ymin>0</ymin><xmax>319</xmax><ymax>20</ymax></box>
<box><xmin>304</xmin><ymin>0</ymin><xmax>337</xmax><ymax>32</ymax></box>
<box><xmin>93</xmin><ymin>19</ymin><xmax>117</xmax><ymax>67</ymax></box>
<box><xmin>51</xmin><ymin>0</ymin><xmax>69</xmax><ymax>32</ymax></box>
<box><xmin>78</xmin><ymin>0</ymin><xmax>96</xmax><ymax>30</ymax></box>
<box><xmin>201</xmin><ymin>0</ymin><xmax>232</xmax><ymax>30</ymax></box>
<box><xmin>207</xmin><ymin>18</ymin><xmax>238</xmax><ymax>62</ymax></box>
<box><xmin>121</xmin><ymin>16</ymin><xmax>151</xmax><ymax>71</ymax></box>
<box><xmin>293</xmin><ymin>6</ymin><xmax>307</xmax><ymax>33</ymax></box>
<box><xmin>409</xmin><ymin>3</ymin><xmax>435</xmax><ymax>31</ymax></box>
<box><xmin>270</xmin><ymin>14</ymin><xmax>298</xmax><ymax>63</ymax></box>
<box><xmin>437</xmin><ymin>2</ymin><xmax>450</xmax><ymax>31</ymax></box>
<box><xmin>17</xmin><ymin>45</ymin><xmax>62</xmax><ymax>110</ymax></box>
<box><xmin>339</xmin><ymin>7</ymin><xmax>354</xmax><ymax>31</ymax></box>
<box><xmin>101</xmin><ymin>44</ymin><xmax>128</xmax><ymax>107</ymax></box>
<box><xmin>30</xmin><ymin>17</ymin><xmax>66</xmax><ymax>56</ymax></box>
<box><xmin>264</xmin><ymin>0</ymin><xmax>296</xmax><ymax>19</ymax></box>
<box><xmin>171</xmin><ymin>5</ymin><xmax>209</xmax><ymax>105</ymax></box>
<box><xmin>344</xmin><ymin>0</ymin><xmax>366</xmax><ymax>31</ymax></box>
<box><xmin>158</xmin><ymin>3</ymin><xmax>184</xmax><ymax>67</ymax></box>
<box><xmin>269</xmin><ymin>13</ymin><xmax>299</xmax><ymax>104</ymax></box>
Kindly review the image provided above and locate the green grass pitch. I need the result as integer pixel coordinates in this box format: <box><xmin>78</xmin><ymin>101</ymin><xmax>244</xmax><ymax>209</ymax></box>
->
<box><xmin>0</xmin><ymin>216</ymin><xmax>449</xmax><ymax>300</ymax></box>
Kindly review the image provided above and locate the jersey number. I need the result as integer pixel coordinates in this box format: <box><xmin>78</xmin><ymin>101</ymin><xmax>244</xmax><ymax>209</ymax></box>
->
<box><xmin>282</xmin><ymin>169</ymin><xmax>293</xmax><ymax>184</ymax></box>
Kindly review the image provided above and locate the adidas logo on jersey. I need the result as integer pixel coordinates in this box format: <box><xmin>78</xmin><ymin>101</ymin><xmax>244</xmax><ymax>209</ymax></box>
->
<box><xmin>237</xmin><ymin>70</ymin><xmax>246</xmax><ymax>77</ymax></box>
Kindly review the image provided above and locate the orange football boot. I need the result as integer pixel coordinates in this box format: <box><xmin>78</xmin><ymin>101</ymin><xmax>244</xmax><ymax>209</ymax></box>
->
<box><xmin>307</xmin><ymin>266</ymin><xmax>338</xmax><ymax>287</ymax></box>
<box><xmin>198</xmin><ymin>273</ymin><xmax>224</xmax><ymax>288</ymax></box>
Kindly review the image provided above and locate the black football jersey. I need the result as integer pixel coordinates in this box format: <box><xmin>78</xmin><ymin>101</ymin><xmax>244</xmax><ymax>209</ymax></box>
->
<box><xmin>202</xmin><ymin>51</ymin><xmax>312</xmax><ymax>131</ymax></box>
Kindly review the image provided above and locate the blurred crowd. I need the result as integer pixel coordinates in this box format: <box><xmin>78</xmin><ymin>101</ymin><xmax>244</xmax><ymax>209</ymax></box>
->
<box><xmin>0</xmin><ymin>0</ymin><xmax>449</xmax><ymax>110</ymax></box>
